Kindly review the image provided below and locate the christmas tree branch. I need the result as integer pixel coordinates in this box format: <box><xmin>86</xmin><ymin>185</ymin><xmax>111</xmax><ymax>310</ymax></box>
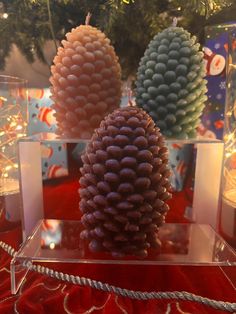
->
<box><xmin>46</xmin><ymin>0</ymin><xmax>58</xmax><ymax>52</ymax></box>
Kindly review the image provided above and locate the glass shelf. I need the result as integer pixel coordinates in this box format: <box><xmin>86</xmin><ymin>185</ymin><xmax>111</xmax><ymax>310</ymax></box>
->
<box><xmin>19</xmin><ymin>132</ymin><xmax>223</xmax><ymax>144</ymax></box>
<box><xmin>11</xmin><ymin>220</ymin><xmax>236</xmax><ymax>294</ymax></box>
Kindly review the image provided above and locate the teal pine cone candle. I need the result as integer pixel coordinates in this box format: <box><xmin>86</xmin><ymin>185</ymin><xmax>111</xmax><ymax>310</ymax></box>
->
<box><xmin>135</xmin><ymin>26</ymin><xmax>207</xmax><ymax>139</ymax></box>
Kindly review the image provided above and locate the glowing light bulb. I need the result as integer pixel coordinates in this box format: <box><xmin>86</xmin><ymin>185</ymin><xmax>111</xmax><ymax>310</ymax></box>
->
<box><xmin>0</xmin><ymin>96</ymin><xmax>7</xmax><ymax>102</ymax></box>
<box><xmin>17</xmin><ymin>133</ymin><xmax>25</xmax><ymax>138</ymax></box>
<box><xmin>10</xmin><ymin>121</ymin><xmax>17</xmax><ymax>127</ymax></box>
<box><xmin>49</xmin><ymin>243</ymin><xmax>55</xmax><ymax>250</ymax></box>
<box><xmin>2</xmin><ymin>13</ymin><xmax>8</xmax><ymax>19</ymax></box>
<box><xmin>226</xmin><ymin>111</ymin><xmax>232</xmax><ymax>117</ymax></box>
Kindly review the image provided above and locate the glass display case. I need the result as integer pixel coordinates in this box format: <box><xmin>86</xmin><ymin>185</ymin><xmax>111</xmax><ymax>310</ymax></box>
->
<box><xmin>0</xmin><ymin>75</ymin><xmax>28</xmax><ymax>230</ymax></box>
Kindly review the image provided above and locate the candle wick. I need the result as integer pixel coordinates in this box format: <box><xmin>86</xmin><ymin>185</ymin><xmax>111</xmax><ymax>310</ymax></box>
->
<box><xmin>172</xmin><ymin>17</ymin><xmax>178</xmax><ymax>27</ymax></box>
<box><xmin>85</xmin><ymin>12</ymin><xmax>92</xmax><ymax>25</ymax></box>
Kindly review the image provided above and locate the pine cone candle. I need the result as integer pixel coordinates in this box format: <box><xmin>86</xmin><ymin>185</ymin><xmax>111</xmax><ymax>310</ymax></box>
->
<box><xmin>79</xmin><ymin>106</ymin><xmax>172</xmax><ymax>258</ymax></box>
<box><xmin>50</xmin><ymin>14</ymin><xmax>122</xmax><ymax>139</ymax></box>
<box><xmin>135</xmin><ymin>26</ymin><xmax>207</xmax><ymax>139</ymax></box>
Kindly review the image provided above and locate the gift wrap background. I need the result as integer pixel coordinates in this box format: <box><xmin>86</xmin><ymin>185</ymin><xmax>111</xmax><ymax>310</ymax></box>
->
<box><xmin>201</xmin><ymin>23</ymin><xmax>236</xmax><ymax>139</ymax></box>
<box><xmin>28</xmin><ymin>88</ymin><xmax>69</xmax><ymax>180</ymax></box>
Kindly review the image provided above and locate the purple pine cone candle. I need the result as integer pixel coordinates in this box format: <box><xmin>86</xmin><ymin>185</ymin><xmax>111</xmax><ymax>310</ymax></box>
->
<box><xmin>79</xmin><ymin>106</ymin><xmax>172</xmax><ymax>258</ymax></box>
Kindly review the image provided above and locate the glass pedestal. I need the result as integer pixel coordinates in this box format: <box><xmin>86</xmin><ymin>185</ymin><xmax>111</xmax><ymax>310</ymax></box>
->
<box><xmin>11</xmin><ymin>220</ymin><xmax>236</xmax><ymax>294</ymax></box>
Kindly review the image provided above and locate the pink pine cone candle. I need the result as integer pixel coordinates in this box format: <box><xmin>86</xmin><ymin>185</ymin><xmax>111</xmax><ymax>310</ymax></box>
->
<box><xmin>79</xmin><ymin>106</ymin><xmax>172</xmax><ymax>258</ymax></box>
<box><xmin>50</xmin><ymin>15</ymin><xmax>122</xmax><ymax>139</ymax></box>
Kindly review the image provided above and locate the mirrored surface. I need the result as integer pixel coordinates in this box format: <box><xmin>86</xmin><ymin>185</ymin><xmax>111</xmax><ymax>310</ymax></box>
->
<box><xmin>16</xmin><ymin>220</ymin><xmax>236</xmax><ymax>265</ymax></box>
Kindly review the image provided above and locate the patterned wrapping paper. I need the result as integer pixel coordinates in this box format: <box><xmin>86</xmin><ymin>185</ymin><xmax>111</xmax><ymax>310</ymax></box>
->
<box><xmin>201</xmin><ymin>23</ymin><xmax>236</xmax><ymax>140</ymax></box>
<box><xmin>167</xmin><ymin>143</ymin><xmax>193</xmax><ymax>192</ymax></box>
<box><xmin>28</xmin><ymin>88</ymin><xmax>69</xmax><ymax>180</ymax></box>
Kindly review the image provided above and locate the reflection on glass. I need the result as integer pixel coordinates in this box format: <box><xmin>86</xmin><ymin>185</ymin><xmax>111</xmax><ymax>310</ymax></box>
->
<box><xmin>39</xmin><ymin>220</ymin><xmax>195</xmax><ymax>261</ymax></box>
<box><xmin>29</xmin><ymin>220</ymin><xmax>236</xmax><ymax>264</ymax></box>
<box><xmin>41</xmin><ymin>220</ymin><xmax>62</xmax><ymax>249</ymax></box>
<box><xmin>221</xmin><ymin>30</ymin><xmax>236</xmax><ymax>248</ymax></box>
<box><xmin>0</xmin><ymin>76</ymin><xmax>28</xmax><ymax>227</ymax></box>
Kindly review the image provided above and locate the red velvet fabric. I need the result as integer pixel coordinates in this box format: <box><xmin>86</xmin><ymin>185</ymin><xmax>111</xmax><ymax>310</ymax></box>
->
<box><xmin>0</xmin><ymin>176</ymin><xmax>235</xmax><ymax>314</ymax></box>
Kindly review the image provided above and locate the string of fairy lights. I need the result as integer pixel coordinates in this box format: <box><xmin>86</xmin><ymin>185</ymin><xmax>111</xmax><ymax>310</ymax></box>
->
<box><xmin>0</xmin><ymin>90</ymin><xmax>27</xmax><ymax>189</ymax></box>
